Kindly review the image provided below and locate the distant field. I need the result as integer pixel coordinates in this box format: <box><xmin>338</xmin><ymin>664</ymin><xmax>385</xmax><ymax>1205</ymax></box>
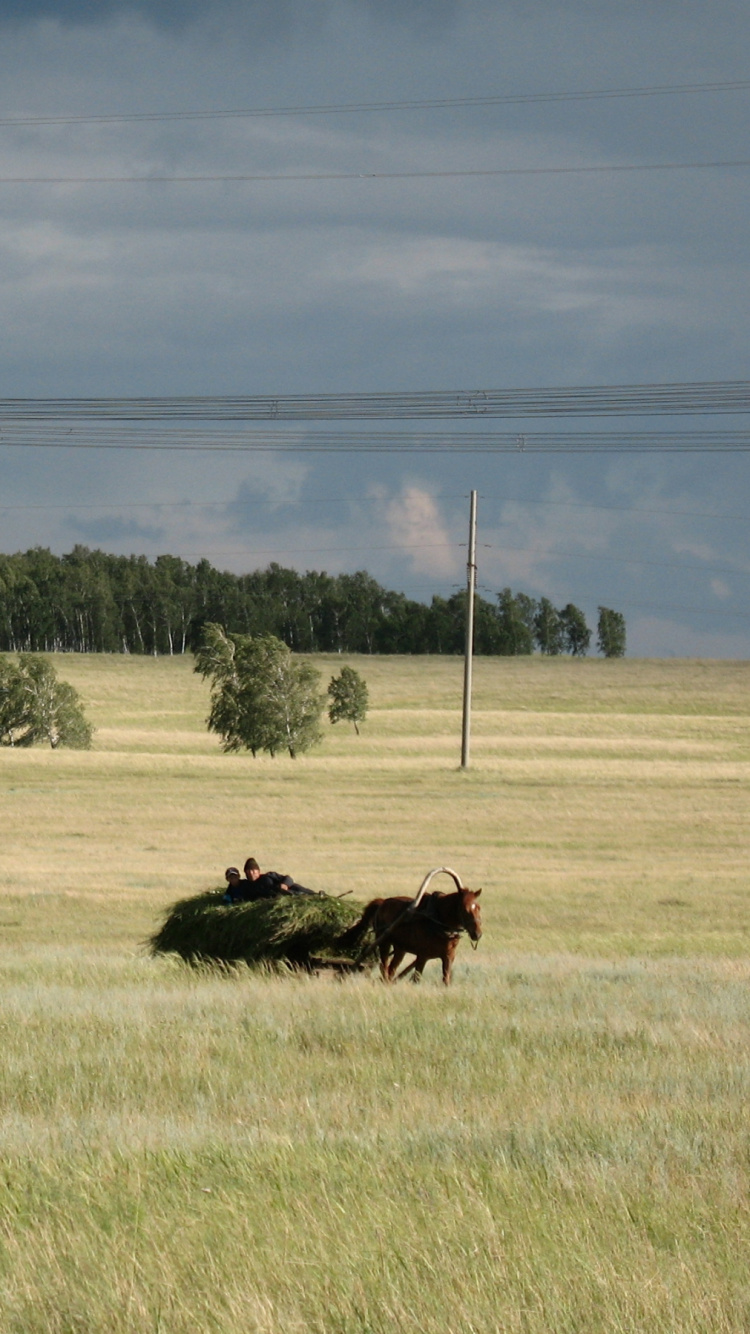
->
<box><xmin>0</xmin><ymin>653</ymin><xmax>748</xmax><ymax>1331</ymax></box>
<box><xmin>1</xmin><ymin>652</ymin><xmax>748</xmax><ymax>955</ymax></box>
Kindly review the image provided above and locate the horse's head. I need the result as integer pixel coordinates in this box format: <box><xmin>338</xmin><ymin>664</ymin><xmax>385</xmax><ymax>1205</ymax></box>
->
<box><xmin>459</xmin><ymin>887</ymin><xmax>482</xmax><ymax>942</ymax></box>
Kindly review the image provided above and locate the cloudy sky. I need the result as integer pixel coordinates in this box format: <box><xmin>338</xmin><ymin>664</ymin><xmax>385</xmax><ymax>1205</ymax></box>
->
<box><xmin>0</xmin><ymin>0</ymin><xmax>749</xmax><ymax>655</ymax></box>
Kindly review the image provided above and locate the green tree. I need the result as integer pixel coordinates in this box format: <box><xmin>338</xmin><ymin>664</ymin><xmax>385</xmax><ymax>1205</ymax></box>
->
<box><xmin>0</xmin><ymin>654</ymin><xmax>93</xmax><ymax>748</ymax></box>
<box><xmin>496</xmin><ymin>588</ymin><xmax>534</xmax><ymax>654</ymax></box>
<box><xmin>194</xmin><ymin>623</ymin><xmax>324</xmax><ymax>758</ymax></box>
<box><xmin>328</xmin><ymin>666</ymin><xmax>369</xmax><ymax>735</ymax></box>
<box><xmin>534</xmin><ymin>598</ymin><xmax>564</xmax><ymax>655</ymax></box>
<box><xmin>0</xmin><ymin>655</ymin><xmax>32</xmax><ymax>745</ymax></box>
<box><xmin>597</xmin><ymin>607</ymin><xmax>627</xmax><ymax>658</ymax></box>
<box><xmin>559</xmin><ymin>603</ymin><xmax>591</xmax><ymax>656</ymax></box>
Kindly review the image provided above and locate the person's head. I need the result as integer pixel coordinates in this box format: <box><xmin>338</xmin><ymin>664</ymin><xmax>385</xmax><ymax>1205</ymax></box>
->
<box><xmin>244</xmin><ymin>857</ymin><xmax>260</xmax><ymax>881</ymax></box>
<box><xmin>225</xmin><ymin>867</ymin><xmax>241</xmax><ymax>885</ymax></box>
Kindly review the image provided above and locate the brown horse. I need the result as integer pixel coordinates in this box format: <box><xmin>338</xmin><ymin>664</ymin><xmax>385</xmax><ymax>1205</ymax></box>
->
<box><xmin>338</xmin><ymin>871</ymin><xmax>482</xmax><ymax>985</ymax></box>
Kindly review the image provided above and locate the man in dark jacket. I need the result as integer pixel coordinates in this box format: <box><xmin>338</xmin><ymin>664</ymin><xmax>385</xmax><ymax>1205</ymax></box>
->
<box><xmin>243</xmin><ymin>857</ymin><xmax>317</xmax><ymax>897</ymax></box>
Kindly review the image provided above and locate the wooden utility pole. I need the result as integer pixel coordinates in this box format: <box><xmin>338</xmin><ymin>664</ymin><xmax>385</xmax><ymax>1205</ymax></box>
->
<box><xmin>460</xmin><ymin>489</ymin><xmax>478</xmax><ymax>769</ymax></box>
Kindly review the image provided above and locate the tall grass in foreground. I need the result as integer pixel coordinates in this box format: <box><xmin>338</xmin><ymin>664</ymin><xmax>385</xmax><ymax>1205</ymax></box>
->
<box><xmin>0</xmin><ymin>952</ymin><xmax>748</xmax><ymax>1332</ymax></box>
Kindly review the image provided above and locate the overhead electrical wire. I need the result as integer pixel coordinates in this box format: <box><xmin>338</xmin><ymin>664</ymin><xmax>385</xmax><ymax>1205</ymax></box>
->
<box><xmin>2</xmin><ymin>494</ymin><xmax>749</xmax><ymax>522</ymax></box>
<box><xmin>482</xmin><ymin>542</ymin><xmax>750</xmax><ymax>581</ymax></box>
<box><xmin>1</xmin><ymin>384</ymin><xmax>750</xmax><ymax>422</ymax></box>
<box><xmin>1</xmin><ymin>500</ymin><xmax>748</xmax><ymax>573</ymax></box>
<box><xmin>82</xmin><ymin>535</ymin><xmax>745</xmax><ymax>580</ymax></box>
<box><xmin>28</xmin><ymin>534</ymin><xmax>745</xmax><ymax>583</ymax></box>
<box><xmin>2</xmin><ymin>430</ymin><xmax>750</xmax><ymax>451</ymax></box>
<box><xmin>2</xmin><ymin>78</ymin><xmax>748</xmax><ymax>128</ymax></box>
<box><xmin>546</xmin><ymin>596</ymin><xmax>750</xmax><ymax>623</ymax></box>
<box><xmin>477</xmin><ymin>496</ymin><xmax>750</xmax><ymax>521</ymax></box>
<box><xmin>2</xmin><ymin>157</ymin><xmax>748</xmax><ymax>185</ymax></box>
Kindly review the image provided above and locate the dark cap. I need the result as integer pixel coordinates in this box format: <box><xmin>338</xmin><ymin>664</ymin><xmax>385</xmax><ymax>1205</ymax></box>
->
<box><xmin>244</xmin><ymin>857</ymin><xmax>260</xmax><ymax>873</ymax></box>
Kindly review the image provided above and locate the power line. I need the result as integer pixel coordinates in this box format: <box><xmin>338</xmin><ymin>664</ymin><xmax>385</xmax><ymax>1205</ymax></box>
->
<box><xmin>3</xmin><ymin>492</ymin><xmax>749</xmax><ymax>522</ymax></box>
<box><xmin>0</xmin><ymin>494</ymin><xmax>457</xmax><ymax>512</ymax></box>
<box><xmin>483</xmin><ymin>540</ymin><xmax>750</xmax><ymax>580</ymax></box>
<box><xmin>3</xmin><ymin>430</ymin><xmax>750</xmax><ymax>450</ymax></box>
<box><xmin>2</xmin><ymin>157</ymin><xmax>748</xmax><ymax>185</ymax></box>
<box><xmin>479</xmin><ymin>495</ymin><xmax>750</xmax><ymax>522</ymax></box>
<box><xmin>1</xmin><ymin>497</ymin><xmax>748</xmax><ymax>573</ymax></box>
<box><xmin>9</xmin><ymin>520</ymin><xmax>741</xmax><ymax>581</ymax></box>
<box><xmin>567</xmin><ymin>595</ymin><xmax>750</xmax><ymax>623</ymax></box>
<box><xmin>3</xmin><ymin>78</ymin><xmax>748</xmax><ymax>128</ymax></box>
<box><xmin>1</xmin><ymin>386</ymin><xmax>750</xmax><ymax>422</ymax></box>
<box><xmin>52</xmin><ymin>541</ymin><xmax>460</xmax><ymax>557</ymax></box>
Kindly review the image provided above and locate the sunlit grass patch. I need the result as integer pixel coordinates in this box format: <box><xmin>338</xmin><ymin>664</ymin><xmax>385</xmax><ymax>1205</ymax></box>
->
<box><xmin>0</xmin><ymin>953</ymin><xmax>749</xmax><ymax>1331</ymax></box>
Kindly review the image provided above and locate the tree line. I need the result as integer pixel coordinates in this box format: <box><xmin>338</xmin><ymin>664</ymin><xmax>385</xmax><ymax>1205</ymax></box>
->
<box><xmin>0</xmin><ymin>546</ymin><xmax>625</xmax><ymax>657</ymax></box>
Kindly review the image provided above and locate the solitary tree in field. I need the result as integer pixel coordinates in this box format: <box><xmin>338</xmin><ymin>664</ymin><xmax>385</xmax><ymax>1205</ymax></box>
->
<box><xmin>0</xmin><ymin>654</ymin><xmax>93</xmax><ymax>748</ymax></box>
<box><xmin>597</xmin><ymin>607</ymin><xmax>626</xmax><ymax>658</ymax></box>
<box><xmin>194</xmin><ymin>623</ymin><xmax>324</xmax><ymax>758</ymax></box>
<box><xmin>328</xmin><ymin>666</ymin><xmax>369</xmax><ymax>735</ymax></box>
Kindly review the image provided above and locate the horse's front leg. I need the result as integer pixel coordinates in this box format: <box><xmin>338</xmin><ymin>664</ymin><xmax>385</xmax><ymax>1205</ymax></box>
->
<box><xmin>378</xmin><ymin>942</ymin><xmax>392</xmax><ymax>981</ymax></box>
<box><xmin>442</xmin><ymin>940</ymin><xmax>459</xmax><ymax>985</ymax></box>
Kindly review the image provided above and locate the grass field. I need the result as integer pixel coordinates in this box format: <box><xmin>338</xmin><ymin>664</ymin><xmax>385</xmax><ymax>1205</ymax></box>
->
<box><xmin>0</xmin><ymin>653</ymin><xmax>749</xmax><ymax>1331</ymax></box>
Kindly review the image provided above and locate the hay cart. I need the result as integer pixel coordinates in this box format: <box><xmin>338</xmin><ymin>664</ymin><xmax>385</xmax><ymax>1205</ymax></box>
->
<box><xmin>148</xmin><ymin>867</ymin><xmax>467</xmax><ymax>973</ymax></box>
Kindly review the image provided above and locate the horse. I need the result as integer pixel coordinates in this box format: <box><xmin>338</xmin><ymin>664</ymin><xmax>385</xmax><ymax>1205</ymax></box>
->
<box><xmin>337</xmin><ymin>867</ymin><xmax>482</xmax><ymax>985</ymax></box>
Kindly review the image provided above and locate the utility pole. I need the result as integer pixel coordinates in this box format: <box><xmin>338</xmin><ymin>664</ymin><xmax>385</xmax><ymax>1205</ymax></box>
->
<box><xmin>460</xmin><ymin>489</ymin><xmax>478</xmax><ymax>770</ymax></box>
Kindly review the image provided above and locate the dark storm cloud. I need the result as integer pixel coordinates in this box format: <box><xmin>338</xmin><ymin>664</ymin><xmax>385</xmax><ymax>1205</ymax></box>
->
<box><xmin>0</xmin><ymin>0</ymin><xmax>464</xmax><ymax>30</ymax></box>
<box><xmin>0</xmin><ymin>0</ymin><xmax>323</xmax><ymax>32</ymax></box>
<box><xmin>0</xmin><ymin>0</ymin><xmax>198</xmax><ymax>26</ymax></box>
<box><xmin>0</xmin><ymin>0</ymin><xmax>748</xmax><ymax>655</ymax></box>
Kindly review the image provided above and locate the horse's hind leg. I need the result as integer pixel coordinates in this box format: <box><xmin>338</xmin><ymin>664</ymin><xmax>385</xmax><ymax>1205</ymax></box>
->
<box><xmin>386</xmin><ymin>948</ymin><xmax>406</xmax><ymax>981</ymax></box>
<box><xmin>413</xmin><ymin>955</ymin><xmax>429</xmax><ymax>983</ymax></box>
<box><xmin>394</xmin><ymin>956</ymin><xmax>427</xmax><ymax>983</ymax></box>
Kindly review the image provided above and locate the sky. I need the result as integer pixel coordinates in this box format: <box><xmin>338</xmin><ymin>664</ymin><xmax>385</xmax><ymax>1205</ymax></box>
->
<box><xmin>0</xmin><ymin>0</ymin><xmax>749</xmax><ymax>656</ymax></box>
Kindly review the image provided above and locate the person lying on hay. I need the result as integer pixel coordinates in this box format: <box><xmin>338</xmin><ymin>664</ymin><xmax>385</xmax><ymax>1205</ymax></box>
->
<box><xmin>223</xmin><ymin>859</ymin><xmax>318</xmax><ymax>904</ymax></box>
<box><xmin>223</xmin><ymin>868</ymin><xmax>248</xmax><ymax>903</ymax></box>
<box><xmin>245</xmin><ymin>857</ymin><xmax>318</xmax><ymax>898</ymax></box>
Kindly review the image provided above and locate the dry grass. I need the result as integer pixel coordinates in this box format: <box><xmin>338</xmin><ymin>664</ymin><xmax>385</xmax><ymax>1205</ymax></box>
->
<box><xmin>0</xmin><ymin>954</ymin><xmax>748</xmax><ymax>1332</ymax></box>
<box><xmin>0</xmin><ymin>653</ymin><xmax>749</xmax><ymax>1330</ymax></box>
<box><xmin>1</xmin><ymin>653</ymin><xmax>748</xmax><ymax>955</ymax></box>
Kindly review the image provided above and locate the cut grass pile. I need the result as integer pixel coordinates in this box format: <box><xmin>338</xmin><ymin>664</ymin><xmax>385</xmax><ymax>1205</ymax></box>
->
<box><xmin>148</xmin><ymin>888</ymin><xmax>365</xmax><ymax>966</ymax></box>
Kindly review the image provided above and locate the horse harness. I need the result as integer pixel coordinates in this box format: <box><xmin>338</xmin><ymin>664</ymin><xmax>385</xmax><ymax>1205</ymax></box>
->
<box><xmin>409</xmin><ymin>892</ymin><xmax>462</xmax><ymax>940</ymax></box>
<box><xmin>373</xmin><ymin>891</ymin><xmax>464</xmax><ymax>949</ymax></box>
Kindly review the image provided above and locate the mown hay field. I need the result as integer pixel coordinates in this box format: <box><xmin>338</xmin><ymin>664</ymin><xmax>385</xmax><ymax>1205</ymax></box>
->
<box><xmin>0</xmin><ymin>653</ymin><xmax>749</xmax><ymax>1332</ymax></box>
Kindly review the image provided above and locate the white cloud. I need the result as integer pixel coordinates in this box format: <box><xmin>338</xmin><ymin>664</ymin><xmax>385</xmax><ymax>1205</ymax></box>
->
<box><xmin>383</xmin><ymin>485</ymin><xmax>459</xmax><ymax>579</ymax></box>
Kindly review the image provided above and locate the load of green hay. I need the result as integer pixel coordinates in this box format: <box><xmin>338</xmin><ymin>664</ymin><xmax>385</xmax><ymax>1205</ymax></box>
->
<box><xmin>148</xmin><ymin>890</ymin><xmax>367</xmax><ymax>969</ymax></box>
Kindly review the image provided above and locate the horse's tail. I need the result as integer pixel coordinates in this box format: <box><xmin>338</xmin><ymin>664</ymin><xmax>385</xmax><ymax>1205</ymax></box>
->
<box><xmin>336</xmin><ymin>899</ymin><xmax>384</xmax><ymax>950</ymax></box>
